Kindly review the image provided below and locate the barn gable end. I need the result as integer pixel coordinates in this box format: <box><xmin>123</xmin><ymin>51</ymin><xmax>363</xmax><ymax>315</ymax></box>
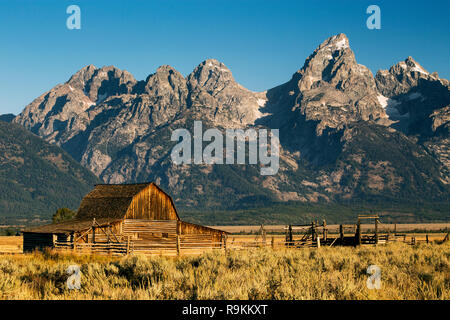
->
<box><xmin>125</xmin><ymin>183</ymin><xmax>179</xmax><ymax>220</ymax></box>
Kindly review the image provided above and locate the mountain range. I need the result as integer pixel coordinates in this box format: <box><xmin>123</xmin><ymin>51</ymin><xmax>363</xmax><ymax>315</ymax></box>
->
<box><xmin>6</xmin><ymin>33</ymin><xmax>450</xmax><ymax>222</ymax></box>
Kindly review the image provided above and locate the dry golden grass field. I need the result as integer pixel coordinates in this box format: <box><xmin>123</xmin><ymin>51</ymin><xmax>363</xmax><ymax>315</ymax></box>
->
<box><xmin>0</xmin><ymin>224</ymin><xmax>448</xmax><ymax>300</ymax></box>
<box><xmin>0</xmin><ymin>241</ymin><xmax>448</xmax><ymax>300</ymax></box>
<box><xmin>0</xmin><ymin>236</ymin><xmax>22</xmax><ymax>254</ymax></box>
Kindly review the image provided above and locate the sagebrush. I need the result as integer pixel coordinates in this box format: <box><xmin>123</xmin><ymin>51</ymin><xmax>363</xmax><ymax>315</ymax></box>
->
<box><xmin>0</xmin><ymin>242</ymin><xmax>448</xmax><ymax>299</ymax></box>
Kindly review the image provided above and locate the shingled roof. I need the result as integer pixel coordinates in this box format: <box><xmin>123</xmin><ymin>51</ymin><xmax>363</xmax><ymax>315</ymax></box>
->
<box><xmin>76</xmin><ymin>183</ymin><xmax>150</xmax><ymax>220</ymax></box>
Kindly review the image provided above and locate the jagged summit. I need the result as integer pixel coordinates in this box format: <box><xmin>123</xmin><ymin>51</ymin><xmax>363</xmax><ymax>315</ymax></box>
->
<box><xmin>198</xmin><ymin>59</ymin><xmax>231</xmax><ymax>71</ymax></box>
<box><xmin>278</xmin><ymin>33</ymin><xmax>388</xmax><ymax>134</ymax></box>
<box><xmin>188</xmin><ymin>59</ymin><xmax>235</xmax><ymax>93</ymax></box>
<box><xmin>316</xmin><ymin>33</ymin><xmax>350</xmax><ymax>54</ymax></box>
<box><xmin>377</xmin><ymin>56</ymin><xmax>431</xmax><ymax>80</ymax></box>
<box><xmin>154</xmin><ymin>64</ymin><xmax>181</xmax><ymax>74</ymax></box>
<box><xmin>375</xmin><ymin>56</ymin><xmax>450</xmax><ymax>160</ymax></box>
<box><xmin>146</xmin><ymin>64</ymin><xmax>186</xmax><ymax>86</ymax></box>
<box><xmin>68</xmin><ymin>64</ymin><xmax>97</xmax><ymax>83</ymax></box>
<box><xmin>190</xmin><ymin>59</ymin><xmax>233</xmax><ymax>77</ymax></box>
<box><xmin>375</xmin><ymin>56</ymin><xmax>444</xmax><ymax>98</ymax></box>
<box><xmin>67</xmin><ymin>65</ymin><xmax>136</xmax><ymax>102</ymax></box>
<box><xmin>293</xmin><ymin>33</ymin><xmax>370</xmax><ymax>93</ymax></box>
<box><xmin>400</xmin><ymin>56</ymin><xmax>429</xmax><ymax>75</ymax></box>
<box><xmin>377</xmin><ymin>56</ymin><xmax>429</xmax><ymax>75</ymax></box>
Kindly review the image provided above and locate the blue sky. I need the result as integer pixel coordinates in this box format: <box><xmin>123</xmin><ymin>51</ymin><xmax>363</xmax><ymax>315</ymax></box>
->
<box><xmin>0</xmin><ymin>0</ymin><xmax>449</xmax><ymax>115</ymax></box>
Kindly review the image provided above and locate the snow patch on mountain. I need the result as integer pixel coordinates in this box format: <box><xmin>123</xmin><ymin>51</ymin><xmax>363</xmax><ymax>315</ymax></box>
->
<box><xmin>257</xmin><ymin>98</ymin><xmax>267</xmax><ymax>107</ymax></box>
<box><xmin>334</xmin><ymin>38</ymin><xmax>348</xmax><ymax>50</ymax></box>
<box><xmin>377</xmin><ymin>94</ymin><xmax>404</xmax><ymax>118</ymax></box>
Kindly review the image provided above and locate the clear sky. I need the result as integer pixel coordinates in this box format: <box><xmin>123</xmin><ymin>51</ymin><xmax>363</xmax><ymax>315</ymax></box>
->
<box><xmin>0</xmin><ymin>0</ymin><xmax>449</xmax><ymax>115</ymax></box>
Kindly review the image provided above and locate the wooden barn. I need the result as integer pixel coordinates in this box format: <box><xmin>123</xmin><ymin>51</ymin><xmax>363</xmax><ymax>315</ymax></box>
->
<box><xmin>22</xmin><ymin>183</ymin><xmax>227</xmax><ymax>255</ymax></box>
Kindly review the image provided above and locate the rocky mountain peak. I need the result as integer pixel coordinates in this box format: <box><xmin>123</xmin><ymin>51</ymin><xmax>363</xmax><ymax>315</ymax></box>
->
<box><xmin>155</xmin><ymin>64</ymin><xmax>182</xmax><ymax>74</ymax></box>
<box><xmin>391</xmin><ymin>56</ymin><xmax>431</xmax><ymax>79</ymax></box>
<box><xmin>375</xmin><ymin>57</ymin><xmax>450</xmax><ymax>143</ymax></box>
<box><xmin>195</xmin><ymin>59</ymin><xmax>232</xmax><ymax>75</ymax></box>
<box><xmin>187</xmin><ymin>59</ymin><xmax>235</xmax><ymax>95</ymax></box>
<box><xmin>143</xmin><ymin>65</ymin><xmax>188</xmax><ymax>99</ymax></box>
<box><xmin>317</xmin><ymin>33</ymin><xmax>350</xmax><ymax>53</ymax></box>
<box><xmin>279</xmin><ymin>33</ymin><xmax>388</xmax><ymax>134</ymax></box>
<box><xmin>375</xmin><ymin>57</ymin><xmax>437</xmax><ymax>97</ymax></box>
<box><xmin>146</xmin><ymin>65</ymin><xmax>186</xmax><ymax>85</ymax></box>
<box><xmin>297</xmin><ymin>33</ymin><xmax>364</xmax><ymax>90</ymax></box>
<box><xmin>67</xmin><ymin>65</ymin><xmax>136</xmax><ymax>103</ymax></box>
<box><xmin>185</xmin><ymin>59</ymin><xmax>268</xmax><ymax>127</ymax></box>
<box><xmin>402</xmin><ymin>56</ymin><xmax>429</xmax><ymax>75</ymax></box>
<box><xmin>67</xmin><ymin>64</ymin><xmax>97</xmax><ymax>87</ymax></box>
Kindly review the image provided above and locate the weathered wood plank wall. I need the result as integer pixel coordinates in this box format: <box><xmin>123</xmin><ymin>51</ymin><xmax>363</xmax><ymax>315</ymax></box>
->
<box><xmin>179</xmin><ymin>221</ymin><xmax>223</xmax><ymax>243</ymax></box>
<box><xmin>125</xmin><ymin>185</ymin><xmax>178</xmax><ymax>220</ymax></box>
<box><xmin>122</xmin><ymin>219</ymin><xmax>177</xmax><ymax>236</ymax></box>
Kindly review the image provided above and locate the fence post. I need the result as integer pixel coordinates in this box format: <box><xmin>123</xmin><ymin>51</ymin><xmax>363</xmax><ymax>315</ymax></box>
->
<box><xmin>356</xmin><ymin>219</ymin><xmax>362</xmax><ymax>246</ymax></box>
<box><xmin>261</xmin><ymin>224</ymin><xmax>266</xmax><ymax>246</ymax></box>
<box><xmin>375</xmin><ymin>218</ymin><xmax>379</xmax><ymax>245</ymax></box>
<box><xmin>426</xmin><ymin>234</ymin><xmax>429</xmax><ymax>244</ymax></box>
<box><xmin>224</xmin><ymin>235</ymin><xmax>228</xmax><ymax>254</ymax></box>
<box><xmin>70</xmin><ymin>232</ymin><xmax>75</xmax><ymax>251</ymax></box>
<box><xmin>287</xmin><ymin>225</ymin><xmax>293</xmax><ymax>246</ymax></box>
<box><xmin>323</xmin><ymin>219</ymin><xmax>327</xmax><ymax>242</ymax></box>
<box><xmin>126</xmin><ymin>235</ymin><xmax>130</xmax><ymax>255</ymax></box>
<box><xmin>271</xmin><ymin>236</ymin><xmax>274</xmax><ymax>249</ymax></box>
<box><xmin>317</xmin><ymin>236</ymin><xmax>320</xmax><ymax>248</ymax></box>
<box><xmin>176</xmin><ymin>234</ymin><xmax>181</xmax><ymax>256</ymax></box>
<box><xmin>92</xmin><ymin>227</ymin><xmax>96</xmax><ymax>244</ymax></box>
<box><xmin>339</xmin><ymin>224</ymin><xmax>344</xmax><ymax>243</ymax></box>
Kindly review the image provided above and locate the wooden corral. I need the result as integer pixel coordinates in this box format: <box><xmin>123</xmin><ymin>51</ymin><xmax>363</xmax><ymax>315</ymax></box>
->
<box><xmin>22</xmin><ymin>183</ymin><xmax>227</xmax><ymax>255</ymax></box>
<box><xmin>283</xmin><ymin>215</ymin><xmax>423</xmax><ymax>248</ymax></box>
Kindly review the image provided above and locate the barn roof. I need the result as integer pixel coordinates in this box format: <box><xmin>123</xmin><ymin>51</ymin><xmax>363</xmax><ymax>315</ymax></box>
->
<box><xmin>22</xmin><ymin>217</ymin><xmax>121</xmax><ymax>234</ymax></box>
<box><xmin>76</xmin><ymin>182</ymin><xmax>180</xmax><ymax>220</ymax></box>
<box><xmin>23</xmin><ymin>182</ymin><xmax>180</xmax><ymax>234</ymax></box>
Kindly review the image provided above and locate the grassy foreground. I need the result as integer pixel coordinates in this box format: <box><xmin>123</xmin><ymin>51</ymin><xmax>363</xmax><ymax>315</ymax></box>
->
<box><xmin>0</xmin><ymin>242</ymin><xmax>448</xmax><ymax>300</ymax></box>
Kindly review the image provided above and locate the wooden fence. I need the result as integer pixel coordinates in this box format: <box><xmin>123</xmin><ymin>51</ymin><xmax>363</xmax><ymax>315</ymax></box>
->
<box><xmin>53</xmin><ymin>230</ymin><xmax>445</xmax><ymax>256</ymax></box>
<box><xmin>54</xmin><ymin>241</ymin><xmax>131</xmax><ymax>256</ymax></box>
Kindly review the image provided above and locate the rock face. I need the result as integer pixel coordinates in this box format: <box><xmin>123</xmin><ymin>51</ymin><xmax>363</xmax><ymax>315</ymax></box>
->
<box><xmin>293</xmin><ymin>34</ymin><xmax>389</xmax><ymax>133</ymax></box>
<box><xmin>257</xmin><ymin>34</ymin><xmax>392</xmax><ymax>165</ymax></box>
<box><xmin>375</xmin><ymin>56</ymin><xmax>450</xmax><ymax>181</ymax></box>
<box><xmin>187</xmin><ymin>59</ymin><xmax>266</xmax><ymax>127</ymax></box>
<box><xmin>13</xmin><ymin>34</ymin><xmax>449</xmax><ymax>209</ymax></box>
<box><xmin>375</xmin><ymin>56</ymin><xmax>450</xmax><ymax>136</ymax></box>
